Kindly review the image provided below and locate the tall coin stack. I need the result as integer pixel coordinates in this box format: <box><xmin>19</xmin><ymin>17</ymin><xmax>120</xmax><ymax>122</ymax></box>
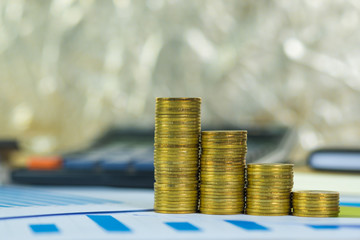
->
<box><xmin>199</xmin><ymin>131</ymin><xmax>247</xmax><ymax>215</ymax></box>
<box><xmin>154</xmin><ymin>97</ymin><xmax>201</xmax><ymax>214</ymax></box>
<box><xmin>246</xmin><ymin>164</ymin><xmax>294</xmax><ymax>216</ymax></box>
<box><xmin>292</xmin><ymin>190</ymin><xmax>340</xmax><ymax>217</ymax></box>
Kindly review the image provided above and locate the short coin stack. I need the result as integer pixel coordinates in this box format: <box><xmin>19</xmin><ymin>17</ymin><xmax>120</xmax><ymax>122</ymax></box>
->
<box><xmin>292</xmin><ymin>190</ymin><xmax>340</xmax><ymax>217</ymax></box>
<box><xmin>199</xmin><ymin>130</ymin><xmax>247</xmax><ymax>214</ymax></box>
<box><xmin>154</xmin><ymin>97</ymin><xmax>201</xmax><ymax>213</ymax></box>
<box><xmin>246</xmin><ymin>164</ymin><xmax>294</xmax><ymax>216</ymax></box>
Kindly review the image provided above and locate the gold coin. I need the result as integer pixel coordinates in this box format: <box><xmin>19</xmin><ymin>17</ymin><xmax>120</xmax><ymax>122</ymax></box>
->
<box><xmin>156</xmin><ymin>107</ymin><xmax>200</xmax><ymax>113</ymax></box>
<box><xmin>154</xmin><ymin>183</ymin><xmax>197</xmax><ymax>191</ymax></box>
<box><xmin>155</xmin><ymin>114</ymin><xmax>200</xmax><ymax>120</ymax></box>
<box><xmin>155</xmin><ymin>200</ymin><xmax>199</xmax><ymax>204</ymax></box>
<box><xmin>202</xmin><ymin>130</ymin><xmax>247</xmax><ymax>136</ymax></box>
<box><xmin>154</xmin><ymin>203</ymin><xmax>198</xmax><ymax>208</ymax></box>
<box><xmin>292</xmin><ymin>213</ymin><xmax>338</xmax><ymax>218</ymax></box>
<box><xmin>155</xmin><ymin>179</ymin><xmax>198</xmax><ymax>184</ymax></box>
<box><xmin>155</xmin><ymin>199</ymin><xmax>199</xmax><ymax>203</ymax></box>
<box><xmin>293</xmin><ymin>206</ymin><xmax>340</xmax><ymax>211</ymax></box>
<box><xmin>246</xmin><ymin>185</ymin><xmax>293</xmax><ymax>191</ymax></box>
<box><xmin>156</xmin><ymin>97</ymin><xmax>201</xmax><ymax>102</ymax></box>
<box><xmin>155</xmin><ymin>193</ymin><xmax>198</xmax><ymax>198</ymax></box>
<box><xmin>201</xmin><ymin>152</ymin><xmax>247</xmax><ymax>156</ymax></box>
<box><xmin>247</xmin><ymin>174</ymin><xmax>293</xmax><ymax>179</ymax></box>
<box><xmin>155</xmin><ymin>163</ymin><xmax>198</xmax><ymax>168</ymax></box>
<box><xmin>201</xmin><ymin>175</ymin><xmax>245</xmax><ymax>180</ymax></box>
<box><xmin>154</xmin><ymin>157</ymin><xmax>199</xmax><ymax>162</ymax></box>
<box><xmin>201</xmin><ymin>195</ymin><xmax>244</xmax><ymax>200</ymax></box>
<box><xmin>202</xmin><ymin>145</ymin><xmax>247</xmax><ymax>149</ymax></box>
<box><xmin>201</xmin><ymin>166</ymin><xmax>244</xmax><ymax>170</ymax></box>
<box><xmin>246</xmin><ymin>192</ymin><xmax>291</xmax><ymax>197</ymax></box>
<box><xmin>200</xmin><ymin>181</ymin><xmax>244</xmax><ymax>186</ymax></box>
<box><xmin>155</xmin><ymin>147</ymin><xmax>199</xmax><ymax>152</ymax></box>
<box><xmin>200</xmin><ymin>210</ymin><xmax>243</xmax><ymax>215</ymax></box>
<box><xmin>246</xmin><ymin>204</ymin><xmax>291</xmax><ymax>210</ymax></box>
<box><xmin>155</xmin><ymin>124</ymin><xmax>200</xmax><ymax>129</ymax></box>
<box><xmin>201</xmin><ymin>147</ymin><xmax>247</xmax><ymax>152</ymax></box>
<box><xmin>201</xmin><ymin>162</ymin><xmax>245</xmax><ymax>166</ymax></box>
<box><xmin>246</xmin><ymin>186</ymin><xmax>293</xmax><ymax>191</ymax></box>
<box><xmin>247</xmin><ymin>177</ymin><xmax>293</xmax><ymax>182</ymax></box>
<box><xmin>245</xmin><ymin>208</ymin><xmax>290</xmax><ymax>212</ymax></box>
<box><xmin>246</xmin><ymin>211</ymin><xmax>289</xmax><ymax>216</ymax></box>
<box><xmin>200</xmin><ymin>187</ymin><xmax>244</xmax><ymax>191</ymax></box>
<box><xmin>155</xmin><ymin>209</ymin><xmax>197</xmax><ymax>214</ymax></box>
<box><xmin>247</xmin><ymin>198</ymin><xmax>290</xmax><ymax>203</ymax></box>
<box><xmin>154</xmin><ymin>207</ymin><xmax>198</xmax><ymax>211</ymax></box>
<box><xmin>154</xmin><ymin>143</ymin><xmax>199</xmax><ymax>148</ymax></box>
<box><xmin>292</xmin><ymin>203</ymin><xmax>339</xmax><ymax>208</ymax></box>
<box><xmin>247</xmin><ymin>163</ymin><xmax>293</xmax><ymax>168</ymax></box>
<box><xmin>293</xmin><ymin>190</ymin><xmax>339</xmax><ymax>197</ymax></box>
<box><xmin>246</xmin><ymin>186</ymin><xmax>292</xmax><ymax>191</ymax></box>
<box><xmin>201</xmin><ymin>185</ymin><xmax>244</xmax><ymax>190</ymax></box>
<box><xmin>247</xmin><ymin>179</ymin><xmax>293</xmax><ymax>184</ymax></box>
<box><xmin>292</xmin><ymin>209</ymin><xmax>340</xmax><ymax>214</ymax></box>
<box><xmin>155</xmin><ymin>133</ymin><xmax>200</xmax><ymax>139</ymax></box>
<box><xmin>155</xmin><ymin>157</ymin><xmax>199</xmax><ymax>161</ymax></box>
<box><xmin>292</xmin><ymin>199</ymin><xmax>339</xmax><ymax>204</ymax></box>
<box><xmin>154</xmin><ymin>201</ymin><xmax>198</xmax><ymax>206</ymax></box>
<box><xmin>200</xmin><ymin>203</ymin><xmax>244</xmax><ymax>209</ymax></box>
<box><xmin>155</xmin><ymin>119</ymin><xmax>200</xmax><ymax>124</ymax></box>
<box><xmin>155</xmin><ymin>138</ymin><xmax>199</xmax><ymax>144</ymax></box>
<box><xmin>155</xmin><ymin>192</ymin><xmax>198</xmax><ymax>197</ymax></box>
<box><xmin>202</xmin><ymin>140</ymin><xmax>247</xmax><ymax>145</ymax></box>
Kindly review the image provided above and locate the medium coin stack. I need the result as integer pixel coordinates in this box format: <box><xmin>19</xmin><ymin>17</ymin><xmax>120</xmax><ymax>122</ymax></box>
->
<box><xmin>246</xmin><ymin>164</ymin><xmax>294</xmax><ymax>216</ymax></box>
<box><xmin>154</xmin><ymin>97</ymin><xmax>201</xmax><ymax>214</ymax></box>
<box><xmin>292</xmin><ymin>190</ymin><xmax>340</xmax><ymax>217</ymax></box>
<box><xmin>199</xmin><ymin>130</ymin><xmax>247</xmax><ymax>215</ymax></box>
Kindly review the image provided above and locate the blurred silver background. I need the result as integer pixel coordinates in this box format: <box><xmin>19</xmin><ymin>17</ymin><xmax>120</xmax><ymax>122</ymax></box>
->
<box><xmin>1</xmin><ymin>0</ymin><xmax>360</xmax><ymax>161</ymax></box>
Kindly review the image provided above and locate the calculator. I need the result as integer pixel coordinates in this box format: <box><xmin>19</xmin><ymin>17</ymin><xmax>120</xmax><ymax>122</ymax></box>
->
<box><xmin>11</xmin><ymin>126</ymin><xmax>294</xmax><ymax>188</ymax></box>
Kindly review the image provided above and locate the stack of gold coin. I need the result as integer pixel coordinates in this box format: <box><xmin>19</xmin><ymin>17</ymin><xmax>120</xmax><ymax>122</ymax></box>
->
<box><xmin>154</xmin><ymin>97</ymin><xmax>201</xmax><ymax>213</ymax></box>
<box><xmin>199</xmin><ymin>130</ymin><xmax>247</xmax><ymax>215</ymax></box>
<box><xmin>246</xmin><ymin>163</ymin><xmax>293</xmax><ymax>216</ymax></box>
<box><xmin>292</xmin><ymin>190</ymin><xmax>340</xmax><ymax>217</ymax></box>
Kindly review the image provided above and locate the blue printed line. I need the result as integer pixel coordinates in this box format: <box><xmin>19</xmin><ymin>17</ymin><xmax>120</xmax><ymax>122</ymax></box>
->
<box><xmin>225</xmin><ymin>220</ymin><xmax>269</xmax><ymax>231</ymax></box>
<box><xmin>340</xmin><ymin>202</ymin><xmax>360</xmax><ymax>207</ymax></box>
<box><xmin>88</xmin><ymin>215</ymin><xmax>131</xmax><ymax>232</ymax></box>
<box><xmin>30</xmin><ymin>224</ymin><xmax>60</xmax><ymax>234</ymax></box>
<box><xmin>165</xmin><ymin>222</ymin><xmax>200</xmax><ymax>231</ymax></box>
<box><xmin>308</xmin><ymin>224</ymin><xmax>360</xmax><ymax>230</ymax></box>
<box><xmin>0</xmin><ymin>209</ymin><xmax>153</xmax><ymax>221</ymax></box>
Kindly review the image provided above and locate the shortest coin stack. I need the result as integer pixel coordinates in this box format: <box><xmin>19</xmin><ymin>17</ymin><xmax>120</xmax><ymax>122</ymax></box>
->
<box><xmin>246</xmin><ymin>163</ymin><xmax>294</xmax><ymax>216</ymax></box>
<box><xmin>292</xmin><ymin>190</ymin><xmax>340</xmax><ymax>217</ymax></box>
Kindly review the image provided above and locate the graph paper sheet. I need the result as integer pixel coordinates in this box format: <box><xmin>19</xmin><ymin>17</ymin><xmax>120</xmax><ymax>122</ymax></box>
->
<box><xmin>0</xmin><ymin>186</ymin><xmax>359</xmax><ymax>240</ymax></box>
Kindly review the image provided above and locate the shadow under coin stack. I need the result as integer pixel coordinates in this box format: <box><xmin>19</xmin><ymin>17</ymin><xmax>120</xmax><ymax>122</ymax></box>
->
<box><xmin>246</xmin><ymin>164</ymin><xmax>294</xmax><ymax>216</ymax></box>
<box><xmin>154</xmin><ymin>97</ymin><xmax>201</xmax><ymax>214</ymax></box>
<box><xmin>292</xmin><ymin>190</ymin><xmax>340</xmax><ymax>217</ymax></box>
<box><xmin>199</xmin><ymin>131</ymin><xmax>247</xmax><ymax>215</ymax></box>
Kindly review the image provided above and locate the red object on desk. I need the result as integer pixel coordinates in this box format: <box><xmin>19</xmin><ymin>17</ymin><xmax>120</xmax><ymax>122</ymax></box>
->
<box><xmin>27</xmin><ymin>156</ymin><xmax>63</xmax><ymax>170</ymax></box>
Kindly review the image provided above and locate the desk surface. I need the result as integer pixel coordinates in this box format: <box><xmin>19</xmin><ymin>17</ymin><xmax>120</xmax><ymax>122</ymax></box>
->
<box><xmin>0</xmin><ymin>168</ymin><xmax>360</xmax><ymax>239</ymax></box>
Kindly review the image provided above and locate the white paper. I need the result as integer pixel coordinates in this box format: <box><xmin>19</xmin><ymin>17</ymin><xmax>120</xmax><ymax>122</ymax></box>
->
<box><xmin>0</xmin><ymin>186</ymin><xmax>360</xmax><ymax>240</ymax></box>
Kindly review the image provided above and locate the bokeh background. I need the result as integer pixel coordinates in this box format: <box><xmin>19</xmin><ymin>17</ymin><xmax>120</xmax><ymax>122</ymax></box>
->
<box><xmin>1</xmin><ymin>0</ymin><xmax>360</xmax><ymax>162</ymax></box>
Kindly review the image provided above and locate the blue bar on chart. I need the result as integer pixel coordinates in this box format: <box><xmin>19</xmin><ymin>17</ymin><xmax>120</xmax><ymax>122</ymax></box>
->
<box><xmin>165</xmin><ymin>222</ymin><xmax>200</xmax><ymax>231</ymax></box>
<box><xmin>30</xmin><ymin>224</ymin><xmax>60</xmax><ymax>234</ymax></box>
<box><xmin>225</xmin><ymin>220</ymin><xmax>269</xmax><ymax>231</ymax></box>
<box><xmin>87</xmin><ymin>215</ymin><xmax>131</xmax><ymax>232</ymax></box>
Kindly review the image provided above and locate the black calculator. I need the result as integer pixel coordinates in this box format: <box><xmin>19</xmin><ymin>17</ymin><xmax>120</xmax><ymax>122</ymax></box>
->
<box><xmin>11</xmin><ymin>126</ymin><xmax>294</xmax><ymax>188</ymax></box>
